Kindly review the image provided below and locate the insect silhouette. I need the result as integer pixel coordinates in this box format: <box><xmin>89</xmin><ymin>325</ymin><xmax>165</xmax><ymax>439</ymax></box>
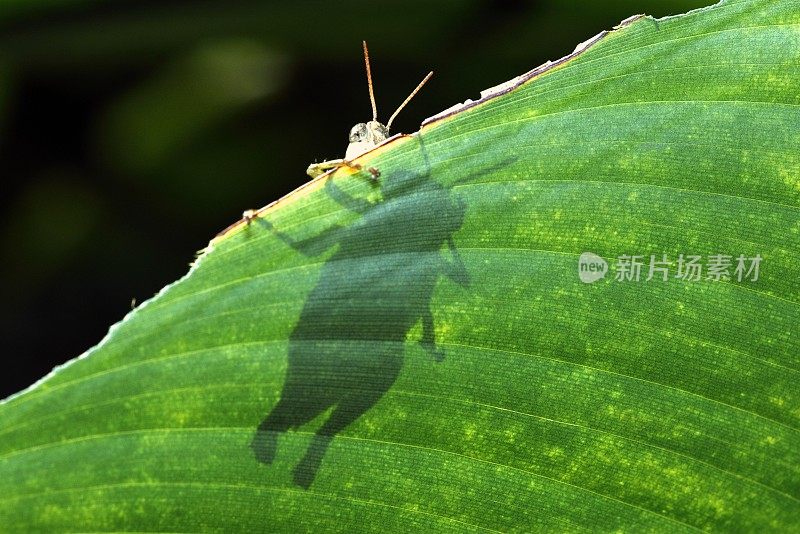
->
<box><xmin>305</xmin><ymin>41</ymin><xmax>433</xmax><ymax>180</ymax></box>
<box><xmin>250</xmin><ymin>156</ymin><xmax>471</xmax><ymax>488</ymax></box>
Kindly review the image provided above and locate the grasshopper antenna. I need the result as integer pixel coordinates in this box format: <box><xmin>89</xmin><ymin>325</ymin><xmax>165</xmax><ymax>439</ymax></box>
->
<box><xmin>386</xmin><ymin>71</ymin><xmax>433</xmax><ymax>131</ymax></box>
<box><xmin>362</xmin><ymin>41</ymin><xmax>378</xmax><ymax>122</ymax></box>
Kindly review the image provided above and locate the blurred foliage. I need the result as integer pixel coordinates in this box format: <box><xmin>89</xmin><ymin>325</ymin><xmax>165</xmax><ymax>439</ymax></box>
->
<box><xmin>0</xmin><ymin>0</ymin><xmax>712</xmax><ymax>397</ymax></box>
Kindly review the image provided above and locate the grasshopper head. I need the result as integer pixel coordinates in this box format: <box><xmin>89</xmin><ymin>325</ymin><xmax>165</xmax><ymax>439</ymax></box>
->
<box><xmin>349</xmin><ymin>120</ymin><xmax>389</xmax><ymax>145</ymax></box>
<box><xmin>345</xmin><ymin>120</ymin><xmax>389</xmax><ymax>160</ymax></box>
<box><xmin>342</xmin><ymin>42</ymin><xmax>432</xmax><ymax>163</ymax></box>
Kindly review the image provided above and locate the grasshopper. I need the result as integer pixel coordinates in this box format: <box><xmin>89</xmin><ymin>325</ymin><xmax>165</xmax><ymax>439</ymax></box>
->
<box><xmin>306</xmin><ymin>41</ymin><xmax>433</xmax><ymax>180</ymax></box>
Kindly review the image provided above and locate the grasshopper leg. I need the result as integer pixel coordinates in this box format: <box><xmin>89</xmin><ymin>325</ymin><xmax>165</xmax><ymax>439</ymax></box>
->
<box><xmin>306</xmin><ymin>159</ymin><xmax>367</xmax><ymax>179</ymax></box>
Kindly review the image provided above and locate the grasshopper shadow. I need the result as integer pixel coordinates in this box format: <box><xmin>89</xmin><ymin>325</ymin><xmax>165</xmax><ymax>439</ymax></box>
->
<box><xmin>250</xmin><ymin>167</ymin><xmax>471</xmax><ymax>488</ymax></box>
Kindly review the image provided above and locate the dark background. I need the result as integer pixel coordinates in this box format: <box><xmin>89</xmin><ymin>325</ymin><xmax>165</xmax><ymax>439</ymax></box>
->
<box><xmin>0</xmin><ymin>0</ymin><xmax>711</xmax><ymax>398</ymax></box>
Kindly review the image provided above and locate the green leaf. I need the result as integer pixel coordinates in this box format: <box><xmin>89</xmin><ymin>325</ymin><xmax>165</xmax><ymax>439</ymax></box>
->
<box><xmin>2</xmin><ymin>0</ymin><xmax>799</xmax><ymax>530</ymax></box>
